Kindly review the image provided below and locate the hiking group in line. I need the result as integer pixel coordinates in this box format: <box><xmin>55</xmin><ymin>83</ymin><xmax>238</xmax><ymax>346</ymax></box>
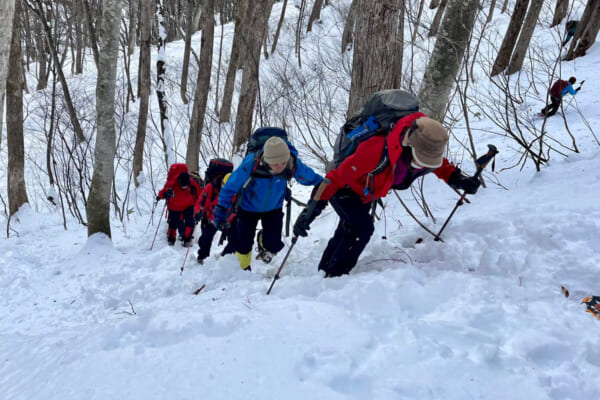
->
<box><xmin>155</xmin><ymin>89</ymin><xmax>494</xmax><ymax>277</ymax></box>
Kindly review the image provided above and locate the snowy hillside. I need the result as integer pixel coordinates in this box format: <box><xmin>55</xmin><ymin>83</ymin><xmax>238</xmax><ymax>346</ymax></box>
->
<box><xmin>2</xmin><ymin>1</ymin><xmax>600</xmax><ymax>399</ymax></box>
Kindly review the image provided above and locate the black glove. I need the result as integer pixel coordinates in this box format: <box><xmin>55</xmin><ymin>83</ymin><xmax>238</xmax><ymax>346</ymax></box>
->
<box><xmin>164</xmin><ymin>188</ymin><xmax>174</xmax><ymax>199</ymax></box>
<box><xmin>576</xmin><ymin>87</ymin><xmax>581</xmax><ymax>92</ymax></box>
<box><xmin>194</xmin><ymin>212</ymin><xmax>202</xmax><ymax>224</ymax></box>
<box><xmin>293</xmin><ymin>200</ymin><xmax>326</xmax><ymax>237</ymax></box>
<box><xmin>448</xmin><ymin>169</ymin><xmax>481</xmax><ymax>195</ymax></box>
<box><xmin>156</xmin><ymin>195</ymin><xmax>161</xmax><ymax>202</ymax></box>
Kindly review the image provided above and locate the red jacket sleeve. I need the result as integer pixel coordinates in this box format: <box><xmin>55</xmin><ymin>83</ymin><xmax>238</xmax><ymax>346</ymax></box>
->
<box><xmin>433</xmin><ymin>158</ymin><xmax>456</xmax><ymax>182</ymax></box>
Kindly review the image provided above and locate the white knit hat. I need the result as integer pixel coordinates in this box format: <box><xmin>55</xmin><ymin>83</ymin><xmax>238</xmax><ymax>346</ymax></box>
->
<box><xmin>263</xmin><ymin>137</ymin><xmax>291</xmax><ymax>165</ymax></box>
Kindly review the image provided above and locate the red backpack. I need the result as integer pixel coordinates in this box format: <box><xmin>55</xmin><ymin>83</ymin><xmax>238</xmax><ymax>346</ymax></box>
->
<box><xmin>164</xmin><ymin>163</ymin><xmax>189</xmax><ymax>188</ymax></box>
<box><xmin>549</xmin><ymin>80</ymin><xmax>568</xmax><ymax>98</ymax></box>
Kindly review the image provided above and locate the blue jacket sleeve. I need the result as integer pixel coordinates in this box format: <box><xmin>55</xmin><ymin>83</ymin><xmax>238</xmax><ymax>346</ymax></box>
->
<box><xmin>562</xmin><ymin>83</ymin><xmax>577</xmax><ymax>96</ymax></box>
<box><xmin>217</xmin><ymin>155</ymin><xmax>254</xmax><ymax>211</ymax></box>
<box><xmin>293</xmin><ymin>158</ymin><xmax>323</xmax><ymax>186</ymax></box>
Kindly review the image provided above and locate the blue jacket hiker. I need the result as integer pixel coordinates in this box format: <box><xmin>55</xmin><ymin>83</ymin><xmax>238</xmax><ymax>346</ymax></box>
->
<box><xmin>540</xmin><ymin>76</ymin><xmax>580</xmax><ymax>117</ymax></box>
<box><xmin>214</xmin><ymin>136</ymin><xmax>323</xmax><ymax>271</ymax></box>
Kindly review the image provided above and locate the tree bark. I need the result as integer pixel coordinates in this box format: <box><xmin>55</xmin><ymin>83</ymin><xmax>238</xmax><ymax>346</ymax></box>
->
<box><xmin>565</xmin><ymin>0</ymin><xmax>600</xmax><ymax>60</ymax></box>
<box><xmin>219</xmin><ymin>0</ymin><xmax>249</xmax><ymax>122</ymax></box>
<box><xmin>133</xmin><ymin>0</ymin><xmax>155</xmax><ymax>187</ymax></box>
<box><xmin>156</xmin><ymin>0</ymin><xmax>175</xmax><ymax>166</ymax></box>
<box><xmin>507</xmin><ymin>0</ymin><xmax>544</xmax><ymax>75</ymax></box>
<box><xmin>0</xmin><ymin>0</ymin><xmax>16</xmax><ymax>144</ymax></box>
<box><xmin>180</xmin><ymin>0</ymin><xmax>195</xmax><ymax>104</ymax></box>
<box><xmin>86</xmin><ymin>0</ymin><xmax>122</xmax><ymax>237</ymax></box>
<box><xmin>428</xmin><ymin>0</ymin><xmax>447</xmax><ymax>37</ymax></box>
<box><xmin>551</xmin><ymin>0</ymin><xmax>568</xmax><ymax>27</ymax></box>
<box><xmin>491</xmin><ymin>0</ymin><xmax>529</xmax><ymax>76</ymax></box>
<box><xmin>232</xmin><ymin>0</ymin><xmax>275</xmax><ymax>150</ymax></box>
<box><xmin>82</xmin><ymin>0</ymin><xmax>100</xmax><ymax>66</ymax></box>
<box><xmin>271</xmin><ymin>0</ymin><xmax>287</xmax><ymax>54</ymax></box>
<box><xmin>418</xmin><ymin>0</ymin><xmax>479</xmax><ymax>122</ymax></box>
<box><xmin>185</xmin><ymin>0</ymin><xmax>215</xmax><ymax>173</ymax></box>
<box><xmin>341</xmin><ymin>0</ymin><xmax>358</xmax><ymax>53</ymax></box>
<box><xmin>6</xmin><ymin>0</ymin><xmax>29</xmax><ymax>216</ymax></box>
<box><xmin>75</xmin><ymin>0</ymin><xmax>84</xmax><ymax>73</ymax></box>
<box><xmin>347</xmin><ymin>0</ymin><xmax>404</xmax><ymax>117</ymax></box>
<box><xmin>307</xmin><ymin>0</ymin><xmax>324</xmax><ymax>32</ymax></box>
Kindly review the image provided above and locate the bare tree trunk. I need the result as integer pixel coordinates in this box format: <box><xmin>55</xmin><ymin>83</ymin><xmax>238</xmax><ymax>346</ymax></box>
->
<box><xmin>34</xmin><ymin>16</ymin><xmax>49</xmax><ymax>90</ymax></box>
<box><xmin>507</xmin><ymin>0</ymin><xmax>544</xmax><ymax>75</ymax></box>
<box><xmin>0</xmin><ymin>0</ymin><xmax>16</xmax><ymax>144</ymax></box>
<box><xmin>551</xmin><ymin>0</ymin><xmax>568</xmax><ymax>27</ymax></box>
<box><xmin>347</xmin><ymin>0</ymin><xmax>404</xmax><ymax>117</ymax></box>
<box><xmin>87</xmin><ymin>0</ymin><xmax>122</xmax><ymax>238</ymax></box>
<box><xmin>232</xmin><ymin>0</ymin><xmax>275</xmax><ymax>150</ymax></box>
<box><xmin>156</xmin><ymin>0</ymin><xmax>175</xmax><ymax>166</ymax></box>
<box><xmin>219</xmin><ymin>0</ymin><xmax>249</xmax><ymax>122</ymax></box>
<box><xmin>7</xmin><ymin>0</ymin><xmax>29</xmax><ymax>216</ymax></box>
<box><xmin>185</xmin><ymin>0</ymin><xmax>214</xmax><ymax>173</ymax></box>
<box><xmin>501</xmin><ymin>0</ymin><xmax>509</xmax><ymax>13</ymax></box>
<box><xmin>411</xmin><ymin>0</ymin><xmax>425</xmax><ymax>42</ymax></box>
<box><xmin>341</xmin><ymin>0</ymin><xmax>359</xmax><ymax>53</ymax></box>
<box><xmin>486</xmin><ymin>0</ymin><xmax>497</xmax><ymax>23</ymax></box>
<box><xmin>428</xmin><ymin>0</ymin><xmax>447</xmax><ymax>37</ymax></box>
<box><xmin>82</xmin><ymin>0</ymin><xmax>100</xmax><ymax>66</ymax></box>
<box><xmin>128</xmin><ymin>0</ymin><xmax>138</xmax><ymax>54</ymax></box>
<box><xmin>491</xmin><ymin>0</ymin><xmax>529</xmax><ymax>76</ymax></box>
<box><xmin>418</xmin><ymin>0</ymin><xmax>478</xmax><ymax>122</ymax></box>
<box><xmin>133</xmin><ymin>0</ymin><xmax>155</xmax><ymax>187</ymax></box>
<box><xmin>429</xmin><ymin>0</ymin><xmax>440</xmax><ymax>8</ymax></box>
<box><xmin>271</xmin><ymin>0</ymin><xmax>287</xmax><ymax>54</ymax></box>
<box><xmin>75</xmin><ymin>0</ymin><xmax>84</xmax><ymax>73</ymax></box>
<box><xmin>180</xmin><ymin>0</ymin><xmax>195</xmax><ymax>104</ymax></box>
<box><xmin>565</xmin><ymin>0</ymin><xmax>600</xmax><ymax>60</ymax></box>
<box><xmin>307</xmin><ymin>0</ymin><xmax>324</xmax><ymax>32</ymax></box>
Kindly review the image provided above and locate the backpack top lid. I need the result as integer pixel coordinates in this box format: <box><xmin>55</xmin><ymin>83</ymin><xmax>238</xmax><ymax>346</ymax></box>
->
<box><xmin>328</xmin><ymin>90</ymin><xmax>420</xmax><ymax>171</ymax></box>
<box><xmin>166</xmin><ymin>163</ymin><xmax>189</xmax><ymax>186</ymax></box>
<box><xmin>246</xmin><ymin>127</ymin><xmax>289</xmax><ymax>156</ymax></box>
<box><xmin>205</xmin><ymin>158</ymin><xmax>234</xmax><ymax>183</ymax></box>
<box><xmin>355</xmin><ymin>89</ymin><xmax>420</xmax><ymax>129</ymax></box>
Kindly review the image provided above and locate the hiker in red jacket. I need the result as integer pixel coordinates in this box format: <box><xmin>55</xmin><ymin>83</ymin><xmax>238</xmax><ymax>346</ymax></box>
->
<box><xmin>194</xmin><ymin>173</ymin><xmax>235</xmax><ymax>263</ymax></box>
<box><xmin>293</xmin><ymin>113</ymin><xmax>481</xmax><ymax>277</ymax></box>
<box><xmin>541</xmin><ymin>76</ymin><xmax>579</xmax><ymax>117</ymax></box>
<box><xmin>157</xmin><ymin>170</ymin><xmax>201</xmax><ymax>246</ymax></box>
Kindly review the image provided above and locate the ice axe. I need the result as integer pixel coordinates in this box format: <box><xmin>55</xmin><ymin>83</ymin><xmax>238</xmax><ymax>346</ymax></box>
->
<box><xmin>433</xmin><ymin>144</ymin><xmax>498</xmax><ymax>242</ymax></box>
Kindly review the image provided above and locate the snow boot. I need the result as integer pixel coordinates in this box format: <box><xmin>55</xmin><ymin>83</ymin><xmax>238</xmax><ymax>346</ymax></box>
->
<box><xmin>255</xmin><ymin>230</ymin><xmax>274</xmax><ymax>263</ymax></box>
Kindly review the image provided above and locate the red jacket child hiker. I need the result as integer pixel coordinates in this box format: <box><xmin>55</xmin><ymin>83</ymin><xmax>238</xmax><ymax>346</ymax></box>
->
<box><xmin>293</xmin><ymin>112</ymin><xmax>481</xmax><ymax>277</ymax></box>
<box><xmin>156</xmin><ymin>163</ymin><xmax>201</xmax><ymax>247</ymax></box>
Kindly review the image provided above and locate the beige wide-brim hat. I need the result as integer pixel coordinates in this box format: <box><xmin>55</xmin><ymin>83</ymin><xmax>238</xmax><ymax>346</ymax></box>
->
<box><xmin>263</xmin><ymin>137</ymin><xmax>291</xmax><ymax>165</ymax></box>
<box><xmin>404</xmin><ymin>117</ymin><xmax>448</xmax><ymax>168</ymax></box>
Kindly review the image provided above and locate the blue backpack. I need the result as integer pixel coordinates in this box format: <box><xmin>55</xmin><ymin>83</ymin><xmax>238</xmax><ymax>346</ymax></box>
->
<box><xmin>245</xmin><ymin>127</ymin><xmax>290</xmax><ymax>156</ymax></box>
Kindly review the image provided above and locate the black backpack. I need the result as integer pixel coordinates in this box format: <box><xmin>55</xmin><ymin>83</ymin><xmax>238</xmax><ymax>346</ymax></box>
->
<box><xmin>245</xmin><ymin>127</ymin><xmax>290</xmax><ymax>156</ymax></box>
<box><xmin>329</xmin><ymin>89</ymin><xmax>419</xmax><ymax>171</ymax></box>
<box><xmin>204</xmin><ymin>158</ymin><xmax>234</xmax><ymax>185</ymax></box>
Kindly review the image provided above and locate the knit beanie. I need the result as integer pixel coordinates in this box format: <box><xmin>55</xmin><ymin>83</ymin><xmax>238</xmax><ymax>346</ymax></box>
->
<box><xmin>568</xmin><ymin>76</ymin><xmax>576</xmax><ymax>84</ymax></box>
<box><xmin>405</xmin><ymin>117</ymin><xmax>448</xmax><ymax>168</ymax></box>
<box><xmin>263</xmin><ymin>137</ymin><xmax>291</xmax><ymax>165</ymax></box>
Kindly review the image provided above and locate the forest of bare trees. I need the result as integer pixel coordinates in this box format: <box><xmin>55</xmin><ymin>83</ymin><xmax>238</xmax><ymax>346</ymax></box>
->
<box><xmin>0</xmin><ymin>0</ymin><xmax>598</xmax><ymax>239</ymax></box>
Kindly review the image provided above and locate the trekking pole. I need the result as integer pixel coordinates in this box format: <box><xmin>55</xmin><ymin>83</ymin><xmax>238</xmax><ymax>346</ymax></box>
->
<box><xmin>266</xmin><ymin>181</ymin><xmax>328</xmax><ymax>295</ymax></box>
<box><xmin>180</xmin><ymin>223</ymin><xmax>199</xmax><ymax>276</ymax></box>
<box><xmin>563</xmin><ymin>80</ymin><xmax>584</xmax><ymax>112</ymax></box>
<box><xmin>266</xmin><ymin>236</ymin><xmax>298</xmax><ymax>295</ymax></box>
<box><xmin>433</xmin><ymin>144</ymin><xmax>498</xmax><ymax>242</ymax></box>
<box><xmin>149</xmin><ymin>202</ymin><xmax>167</xmax><ymax>251</ymax></box>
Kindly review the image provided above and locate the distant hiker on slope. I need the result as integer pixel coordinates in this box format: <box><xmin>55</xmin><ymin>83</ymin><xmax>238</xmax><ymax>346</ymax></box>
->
<box><xmin>293</xmin><ymin>93</ymin><xmax>481</xmax><ymax>277</ymax></box>
<box><xmin>214</xmin><ymin>134</ymin><xmax>323</xmax><ymax>271</ymax></box>
<box><xmin>194</xmin><ymin>158</ymin><xmax>234</xmax><ymax>264</ymax></box>
<box><xmin>156</xmin><ymin>164</ymin><xmax>201</xmax><ymax>247</ymax></box>
<box><xmin>540</xmin><ymin>76</ymin><xmax>580</xmax><ymax>117</ymax></box>
<box><xmin>562</xmin><ymin>20</ymin><xmax>578</xmax><ymax>47</ymax></box>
